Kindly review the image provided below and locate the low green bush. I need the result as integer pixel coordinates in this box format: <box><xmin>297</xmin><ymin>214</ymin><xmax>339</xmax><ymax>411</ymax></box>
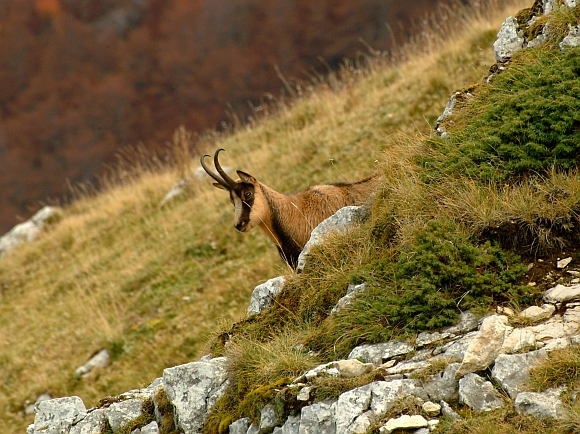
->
<box><xmin>423</xmin><ymin>46</ymin><xmax>580</xmax><ymax>183</ymax></box>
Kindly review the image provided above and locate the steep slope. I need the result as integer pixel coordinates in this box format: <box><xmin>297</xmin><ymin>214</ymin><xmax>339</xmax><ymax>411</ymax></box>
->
<box><xmin>0</xmin><ymin>0</ymin><xmax>539</xmax><ymax>432</ymax></box>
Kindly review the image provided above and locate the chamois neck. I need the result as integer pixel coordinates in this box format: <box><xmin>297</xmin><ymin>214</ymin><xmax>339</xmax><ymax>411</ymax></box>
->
<box><xmin>258</xmin><ymin>184</ymin><xmax>306</xmax><ymax>260</ymax></box>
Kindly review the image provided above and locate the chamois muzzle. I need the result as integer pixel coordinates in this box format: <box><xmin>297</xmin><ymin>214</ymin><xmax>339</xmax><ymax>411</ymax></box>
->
<box><xmin>200</xmin><ymin>148</ymin><xmax>240</xmax><ymax>192</ymax></box>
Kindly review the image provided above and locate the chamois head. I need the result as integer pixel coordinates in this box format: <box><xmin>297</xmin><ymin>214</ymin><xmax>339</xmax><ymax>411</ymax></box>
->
<box><xmin>200</xmin><ymin>148</ymin><xmax>265</xmax><ymax>233</ymax></box>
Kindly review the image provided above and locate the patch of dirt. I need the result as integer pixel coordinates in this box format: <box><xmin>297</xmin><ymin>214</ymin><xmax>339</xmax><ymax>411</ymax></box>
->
<box><xmin>518</xmin><ymin>237</ymin><xmax>580</xmax><ymax>293</ymax></box>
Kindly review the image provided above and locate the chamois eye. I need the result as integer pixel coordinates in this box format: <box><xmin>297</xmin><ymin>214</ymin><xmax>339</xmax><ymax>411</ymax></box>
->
<box><xmin>244</xmin><ymin>191</ymin><xmax>252</xmax><ymax>200</ymax></box>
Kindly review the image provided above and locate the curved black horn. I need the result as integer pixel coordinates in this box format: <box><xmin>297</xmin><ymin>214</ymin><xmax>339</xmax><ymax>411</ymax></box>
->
<box><xmin>214</xmin><ymin>148</ymin><xmax>239</xmax><ymax>190</ymax></box>
<box><xmin>200</xmin><ymin>153</ymin><xmax>231</xmax><ymax>190</ymax></box>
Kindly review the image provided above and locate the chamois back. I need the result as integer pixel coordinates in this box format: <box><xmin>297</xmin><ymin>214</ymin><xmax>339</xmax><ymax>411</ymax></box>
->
<box><xmin>200</xmin><ymin>148</ymin><xmax>377</xmax><ymax>268</ymax></box>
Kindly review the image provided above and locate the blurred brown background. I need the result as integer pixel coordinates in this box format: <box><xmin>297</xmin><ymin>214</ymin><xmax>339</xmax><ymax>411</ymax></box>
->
<box><xmin>0</xmin><ymin>0</ymin><xmax>458</xmax><ymax>233</ymax></box>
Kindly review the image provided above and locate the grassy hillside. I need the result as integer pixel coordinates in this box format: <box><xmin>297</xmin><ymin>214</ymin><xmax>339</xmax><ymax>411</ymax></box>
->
<box><xmin>2</xmin><ymin>0</ymin><xmax>575</xmax><ymax>432</ymax></box>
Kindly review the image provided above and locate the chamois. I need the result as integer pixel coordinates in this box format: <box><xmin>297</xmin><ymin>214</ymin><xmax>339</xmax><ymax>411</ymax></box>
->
<box><xmin>200</xmin><ymin>148</ymin><xmax>377</xmax><ymax>268</ymax></box>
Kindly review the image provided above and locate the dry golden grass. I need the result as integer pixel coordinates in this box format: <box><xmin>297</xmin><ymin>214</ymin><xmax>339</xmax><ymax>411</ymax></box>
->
<box><xmin>0</xmin><ymin>1</ymin><xmax>531</xmax><ymax>432</ymax></box>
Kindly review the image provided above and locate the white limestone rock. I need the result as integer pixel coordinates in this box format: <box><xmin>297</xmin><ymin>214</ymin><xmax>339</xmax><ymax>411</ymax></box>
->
<box><xmin>444</xmin><ymin>311</ymin><xmax>479</xmax><ymax>334</ymax></box>
<box><xmin>458</xmin><ymin>373</ymin><xmax>505</xmax><ymax>412</ymax></box>
<box><xmin>544</xmin><ymin>283</ymin><xmax>580</xmax><ymax>304</ymax></box>
<box><xmin>75</xmin><ymin>349</ymin><xmax>111</xmax><ymax>378</ymax></box>
<box><xmin>335</xmin><ymin>359</ymin><xmax>374</xmax><ymax>378</ymax></box>
<box><xmin>335</xmin><ymin>380</ymin><xmax>427</xmax><ymax>434</ymax></box>
<box><xmin>25</xmin><ymin>393</ymin><xmax>53</xmax><ymax>416</ymax></box>
<box><xmin>493</xmin><ymin>17</ymin><xmax>524</xmax><ymax>62</ymax></box>
<box><xmin>385</xmin><ymin>360</ymin><xmax>430</xmax><ymax>375</ymax></box>
<box><xmin>560</xmin><ymin>25</ymin><xmax>580</xmax><ymax>49</ymax></box>
<box><xmin>162</xmin><ymin>356</ymin><xmax>229</xmax><ymax>433</ymax></box>
<box><xmin>296</xmin><ymin>361</ymin><xmax>340</xmax><ymax>383</ymax></box>
<box><xmin>423</xmin><ymin>362</ymin><xmax>460</xmax><ymax>403</ymax></box>
<box><xmin>440</xmin><ymin>400</ymin><xmax>462</xmax><ymax>420</ymax></box>
<box><xmin>379</xmin><ymin>415</ymin><xmax>428</xmax><ymax>434</ymax></box>
<box><xmin>491</xmin><ymin>350</ymin><xmax>547</xmax><ymax>399</ymax></box>
<box><xmin>299</xmin><ymin>400</ymin><xmax>337</xmax><ymax>434</ymax></box>
<box><xmin>228</xmin><ymin>417</ymin><xmax>250</xmax><ymax>434</ymax></box>
<box><xmin>0</xmin><ymin>206</ymin><xmax>61</xmax><ymax>256</ymax></box>
<box><xmin>296</xmin><ymin>386</ymin><xmax>313</xmax><ymax>402</ymax></box>
<box><xmin>159</xmin><ymin>178</ymin><xmax>192</xmax><ymax>207</ymax></box>
<box><xmin>514</xmin><ymin>388</ymin><xmax>566</xmax><ymax>419</ymax></box>
<box><xmin>528</xmin><ymin>317</ymin><xmax>569</xmax><ymax>342</ymax></box>
<box><xmin>297</xmin><ymin>206</ymin><xmax>368</xmax><ymax>270</ymax></box>
<box><xmin>69</xmin><ymin>408</ymin><xmax>107</xmax><ymax>434</ymax></box>
<box><xmin>331</xmin><ymin>283</ymin><xmax>367</xmax><ymax>316</ymax></box>
<box><xmin>519</xmin><ymin>305</ymin><xmax>556</xmax><ymax>322</ymax></box>
<box><xmin>422</xmin><ymin>401</ymin><xmax>441</xmax><ymax>417</ymax></box>
<box><xmin>132</xmin><ymin>421</ymin><xmax>160</xmax><ymax>434</ymax></box>
<box><xmin>501</xmin><ymin>328</ymin><xmax>537</xmax><ymax>353</ymax></box>
<box><xmin>416</xmin><ymin>331</ymin><xmax>453</xmax><ymax>347</ymax></box>
<box><xmin>32</xmin><ymin>397</ymin><xmax>87</xmax><ymax>434</ymax></box>
<box><xmin>107</xmin><ymin>398</ymin><xmax>144</xmax><ymax>433</ymax></box>
<box><xmin>348</xmin><ymin>340</ymin><xmax>414</xmax><ymax>365</ymax></box>
<box><xmin>276</xmin><ymin>415</ymin><xmax>301</xmax><ymax>434</ymax></box>
<box><xmin>455</xmin><ymin>315</ymin><xmax>509</xmax><ymax>378</ymax></box>
<box><xmin>247</xmin><ymin>276</ymin><xmax>285</xmax><ymax>315</ymax></box>
<box><xmin>437</xmin><ymin>331</ymin><xmax>477</xmax><ymax>360</ymax></box>
<box><xmin>259</xmin><ymin>404</ymin><xmax>279</xmax><ymax>433</ymax></box>
<box><xmin>335</xmin><ymin>383</ymin><xmax>374</xmax><ymax>433</ymax></box>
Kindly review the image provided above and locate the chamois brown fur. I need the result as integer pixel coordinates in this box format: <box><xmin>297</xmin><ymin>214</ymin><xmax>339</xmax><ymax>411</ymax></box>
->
<box><xmin>201</xmin><ymin>149</ymin><xmax>377</xmax><ymax>268</ymax></box>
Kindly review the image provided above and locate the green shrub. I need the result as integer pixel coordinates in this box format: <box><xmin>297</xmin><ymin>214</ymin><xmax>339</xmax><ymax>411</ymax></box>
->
<box><xmin>307</xmin><ymin>218</ymin><xmax>539</xmax><ymax>358</ymax></box>
<box><xmin>423</xmin><ymin>47</ymin><xmax>580</xmax><ymax>183</ymax></box>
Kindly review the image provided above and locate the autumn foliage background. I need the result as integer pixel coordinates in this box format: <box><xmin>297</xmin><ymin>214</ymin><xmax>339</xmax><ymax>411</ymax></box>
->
<box><xmin>0</xmin><ymin>0</ymin><xmax>457</xmax><ymax>234</ymax></box>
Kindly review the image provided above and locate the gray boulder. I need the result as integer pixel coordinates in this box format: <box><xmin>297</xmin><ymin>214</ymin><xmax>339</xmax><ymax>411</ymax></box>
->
<box><xmin>436</xmin><ymin>331</ymin><xmax>477</xmax><ymax>360</ymax></box>
<box><xmin>0</xmin><ymin>206</ymin><xmax>60</xmax><ymax>256</ymax></box>
<box><xmin>299</xmin><ymin>400</ymin><xmax>337</xmax><ymax>434</ymax></box>
<box><xmin>248</xmin><ymin>276</ymin><xmax>285</xmax><ymax>315</ymax></box>
<box><xmin>491</xmin><ymin>350</ymin><xmax>547</xmax><ymax>398</ymax></box>
<box><xmin>560</xmin><ymin>24</ymin><xmax>580</xmax><ymax>49</ymax></box>
<box><xmin>274</xmin><ymin>415</ymin><xmax>301</xmax><ymax>434</ymax></box>
<box><xmin>297</xmin><ymin>206</ymin><xmax>368</xmax><ymax>270</ymax></box>
<box><xmin>75</xmin><ymin>349</ymin><xmax>111</xmax><ymax>378</ymax></box>
<box><xmin>423</xmin><ymin>363</ymin><xmax>460</xmax><ymax>402</ymax></box>
<box><xmin>331</xmin><ymin>283</ymin><xmax>367</xmax><ymax>316</ymax></box>
<box><xmin>514</xmin><ymin>388</ymin><xmax>566</xmax><ymax>419</ymax></box>
<box><xmin>379</xmin><ymin>415</ymin><xmax>428</xmax><ymax>434</ymax></box>
<box><xmin>544</xmin><ymin>283</ymin><xmax>580</xmax><ymax>304</ymax></box>
<box><xmin>455</xmin><ymin>315</ymin><xmax>509</xmax><ymax>379</ymax></box>
<box><xmin>229</xmin><ymin>417</ymin><xmax>251</xmax><ymax>434</ymax></box>
<box><xmin>335</xmin><ymin>379</ymin><xmax>427</xmax><ymax>433</ymax></box>
<box><xmin>443</xmin><ymin>311</ymin><xmax>479</xmax><ymax>334</ymax></box>
<box><xmin>247</xmin><ymin>276</ymin><xmax>285</xmax><ymax>315</ymax></box>
<box><xmin>162</xmin><ymin>356</ymin><xmax>229</xmax><ymax>433</ymax></box>
<box><xmin>493</xmin><ymin>17</ymin><xmax>524</xmax><ymax>62</ymax></box>
<box><xmin>259</xmin><ymin>404</ymin><xmax>279</xmax><ymax>433</ymax></box>
<box><xmin>416</xmin><ymin>331</ymin><xmax>453</xmax><ymax>348</ymax></box>
<box><xmin>348</xmin><ymin>340</ymin><xmax>414</xmax><ymax>365</ymax></box>
<box><xmin>69</xmin><ymin>408</ymin><xmax>107</xmax><ymax>434</ymax></box>
<box><xmin>32</xmin><ymin>396</ymin><xmax>87</xmax><ymax>434</ymax></box>
<box><xmin>440</xmin><ymin>400</ymin><xmax>462</xmax><ymax>421</ymax></box>
<box><xmin>107</xmin><ymin>398</ymin><xmax>144</xmax><ymax>433</ymax></box>
<box><xmin>458</xmin><ymin>373</ymin><xmax>505</xmax><ymax>412</ymax></box>
<box><xmin>131</xmin><ymin>421</ymin><xmax>160</xmax><ymax>434</ymax></box>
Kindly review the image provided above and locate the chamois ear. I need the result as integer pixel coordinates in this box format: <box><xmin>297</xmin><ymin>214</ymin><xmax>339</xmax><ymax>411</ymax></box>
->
<box><xmin>237</xmin><ymin>171</ymin><xmax>256</xmax><ymax>185</ymax></box>
<box><xmin>213</xmin><ymin>182</ymin><xmax>228</xmax><ymax>191</ymax></box>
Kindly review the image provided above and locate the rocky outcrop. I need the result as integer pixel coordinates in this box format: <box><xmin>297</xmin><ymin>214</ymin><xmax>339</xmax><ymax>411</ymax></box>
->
<box><xmin>297</xmin><ymin>205</ymin><xmax>368</xmax><ymax>270</ymax></box>
<box><xmin>435</xmin><ymin>0</ymin><xmax>580</xmax><ymax>136</ymax></box>
<box><xmin>26</xmin><ymin>273</ymin><xmax>580</xmax><ymax>433</ymax></box>
<box><xmin>0</xmin><ymin>206</ymin><xmax>61</xmax><ymax>257</ymax></box>
<box><xmin>247</xmin><ymin>276</ymin><xmax>286</xmax><ymax>315</ymax></box>
<box><xmin>163</xmin><ymin>356</ymin><xmax>229</xmax><ymax>433</ymax></box>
